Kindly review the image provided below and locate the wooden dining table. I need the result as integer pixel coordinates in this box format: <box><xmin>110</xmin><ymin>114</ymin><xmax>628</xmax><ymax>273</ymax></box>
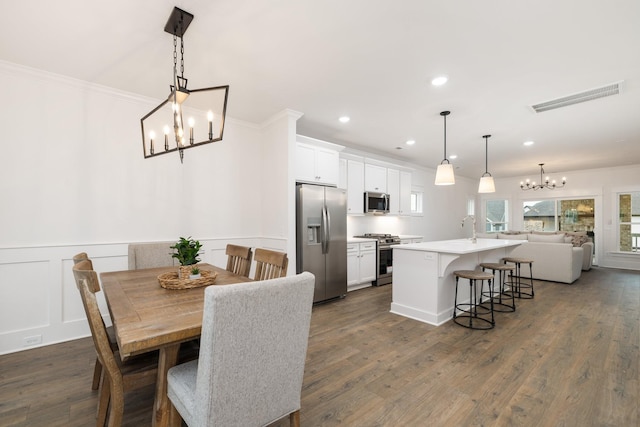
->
<box><xmin>100</xmin><ymin>263</ymin><xmax>252</xmax><ymax>427</ymax></box>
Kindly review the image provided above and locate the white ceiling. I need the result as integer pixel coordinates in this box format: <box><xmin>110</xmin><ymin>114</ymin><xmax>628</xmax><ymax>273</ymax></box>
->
<box><xmin>3</xmin><ymin>0</ymin><xmax>639</xmax><ymax>179</ymax></box>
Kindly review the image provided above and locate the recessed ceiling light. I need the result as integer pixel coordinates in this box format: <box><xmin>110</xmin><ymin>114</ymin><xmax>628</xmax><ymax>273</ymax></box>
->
<box><xmin>450</xmin><ymin>154</ymin><xmax>458</xmax><ymax>159</ymax></box>
<box><xmin>431</xmin><ymin>76</ymin><xmax>448</xmax><ymax>86</ymax></box>
<box><xmin>523</xmin><ymin>140</ymin><xmax>535</xmax><ymax>146</ymax></box>
<box><xmin>339</xmin><ymin>116</ymin><xmax>350</xmax><ymax>123</ymax></box>
<box><xmin>406</xmin><ymin>139</ymin><xmax>416</xmax><ymax>146</ymax></box>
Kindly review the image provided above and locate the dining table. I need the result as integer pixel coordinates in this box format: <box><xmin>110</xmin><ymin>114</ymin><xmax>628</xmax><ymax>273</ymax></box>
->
<box><xmin>100</xmin><ymin>263</ymin><xmax>252</xmax><ymax>427</ymax></box>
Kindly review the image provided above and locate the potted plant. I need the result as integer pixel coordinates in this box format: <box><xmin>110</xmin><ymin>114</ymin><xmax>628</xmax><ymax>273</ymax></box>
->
<box><xmin>170</xmin><ymin>237</ymin><xmax>202</xmax><ymax>279</ymax></box>
<box><xmin>189</xmin><ymin>266</ymin><xmax>201</xmax><ymax>280</ymax></box>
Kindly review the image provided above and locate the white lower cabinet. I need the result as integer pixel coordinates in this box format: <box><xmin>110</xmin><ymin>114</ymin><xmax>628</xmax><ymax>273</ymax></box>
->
<box><xmin>347</xmin><ymin>241</ymin><xmax>377</xmax><ymax>291</ymax></box>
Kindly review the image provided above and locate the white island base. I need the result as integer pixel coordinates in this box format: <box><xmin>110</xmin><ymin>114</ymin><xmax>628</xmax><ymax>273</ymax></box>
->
<box><xmin>391</xmin><ymin>238</ymin><xmax>524</xmax><ymax>326</ymax></box>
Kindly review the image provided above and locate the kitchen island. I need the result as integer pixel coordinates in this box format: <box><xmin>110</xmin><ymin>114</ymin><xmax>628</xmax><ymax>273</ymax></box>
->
<box><xmin>391</xmin><ymin>238</ymin><xmax>524</xmax><ymax>326</ymax></box>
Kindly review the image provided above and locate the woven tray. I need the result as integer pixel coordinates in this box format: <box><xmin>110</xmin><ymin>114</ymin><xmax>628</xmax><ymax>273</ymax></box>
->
<box><xmin>158</xmin><ymin>270</ymin><xmax>218</xmax><ymax>290</ymax></box>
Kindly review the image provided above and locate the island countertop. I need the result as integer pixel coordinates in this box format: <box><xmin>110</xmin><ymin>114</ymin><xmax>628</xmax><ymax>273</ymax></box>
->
<box><xmin>395</xmin><ymin>238</ymin><xmax>523</xmax><ymax>255</ymax></box>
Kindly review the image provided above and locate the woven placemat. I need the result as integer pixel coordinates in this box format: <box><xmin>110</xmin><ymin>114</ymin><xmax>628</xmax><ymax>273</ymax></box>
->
<box><xmin>158</xmin><ymin>270</ymin><xmax>218</xmax><ymax>290</ymax></box>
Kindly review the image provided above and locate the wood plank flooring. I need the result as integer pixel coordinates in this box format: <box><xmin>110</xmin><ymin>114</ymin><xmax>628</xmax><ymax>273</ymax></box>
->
<box><xmin>1</xmin><ymin>266</ymin><xmax>638</xmax><ymax>426</ymax></box>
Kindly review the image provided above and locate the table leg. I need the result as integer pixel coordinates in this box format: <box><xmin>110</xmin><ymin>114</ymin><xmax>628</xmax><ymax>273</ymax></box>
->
<box><xmin>153</xmin><ymin>344</ymin><xmax>180</xmax><ymax>427</ymax></box>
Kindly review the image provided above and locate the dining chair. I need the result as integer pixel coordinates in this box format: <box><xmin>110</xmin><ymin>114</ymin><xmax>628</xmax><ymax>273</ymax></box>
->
<box><xmin>253</xmin><ymin>248</ymin><xmax>289</xmax><ymax>280</ymax></box>
<box><xmin>167</xmin><ymin>272</ymin><xmax>315</xmax><ymax>427</ymax></box>
<box><xmin>127</xmin><ymin>241</ymin><xmax>176</xmax><ymax>270</ymax></box>
<box><xmin>73</xmin><ymin>252</ymin><xmax>117</xmax><ymax>391</ymax></box>
<box><xmin>73</xmin><ymin>260</ymin><xmax>158</xmax><ymax>427</ymax></box>
<box><xmin>225</xmin><ymin>244</ymin><xmax>253</xmax><ymax>278</ymax></box>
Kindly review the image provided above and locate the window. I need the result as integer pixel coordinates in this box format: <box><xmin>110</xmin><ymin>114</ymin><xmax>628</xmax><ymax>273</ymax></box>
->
<box><xmin>522</xmin><ymin>199</ymin><xmax>595</xmax><ymax>233</ymax></box>
<box><xmin>410</xmin><ymin>191</ymin><xmax>423</xmax><ymax>215</ymax></box>
<box><xmin>523</xmin><ymin>200</ymin><xmax>556</xmax><ymax>231</ymax></box>
<box><xmin>618</xmin><ymin>192</ymin><xmax>640</xmax><ymax>252</ymax></box>
<box><xmin>485</xmin><ymin>199</ymin><xmax>508</xmax><ymax>232</ymax></box>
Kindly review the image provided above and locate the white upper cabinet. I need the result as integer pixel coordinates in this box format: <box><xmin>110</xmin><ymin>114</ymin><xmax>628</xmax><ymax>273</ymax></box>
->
<box><xmin>399</xmin><ymin>170</ymin><xmax>412</xmax><ymax>216</ymax></box>
<box><xmin>346</xmin><ymin>160</ymin><xmax>364</xmax><ymax>214</ymax></box>
<box><xmin>387</xmin><ymin>168</ymin><xmax>412</xmax><ymax>216</ymax></box>
<box><xmin>387</xmin><ymin>168</ymin><xmax>400</xmax><ymax>214</ymax></box>
<box><xmin>364</xmin><ymin>164</ymin><xmax>387</xmax><ymax>193</ymax></box>
<box><xmin>338</xmin><ymin>158</ymin><xmax>348</xmax><ymax>189</ymax></box>
<box><xmin>295</xmin><ymin>142</ymin><xmax>340</xmax><ymax>186</ymax></box>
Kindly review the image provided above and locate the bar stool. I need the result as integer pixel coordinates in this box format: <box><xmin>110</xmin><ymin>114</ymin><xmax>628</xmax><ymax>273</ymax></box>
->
<box><xmin>452</xmin><ymin>270</ymin><xmax>495</xmax><ymax>330</ymax></box>
<box><xmin>502</xmin><ymin>257</ymin><xmax>534</xmax><ymax>299</ymax></box>
<box><xmin>479</xmin><ymin>262</ymin><xmax>516</xmax><ymax>312</ymax></box>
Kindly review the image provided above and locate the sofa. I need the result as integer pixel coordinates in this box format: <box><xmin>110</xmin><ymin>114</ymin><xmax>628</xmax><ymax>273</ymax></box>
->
<box><xmin>477</xmin><ymin>231</ymin><xmax>593</xmax><ymax>284</ymax></box>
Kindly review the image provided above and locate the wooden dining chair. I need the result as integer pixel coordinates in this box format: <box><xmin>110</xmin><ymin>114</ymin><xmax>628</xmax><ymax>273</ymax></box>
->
<box><xmin>253</xmin><ymin>248</ymin><xmax>289</xmax><ymax>281</ymax></box>
<box><xmin>73</xmin><ymin>252</ymin><xmax>117</xmax><ymax>391</ymax></box>
<box><xmin>225</xmin><ymin>244</ymin><xmax>253</xmax><ymax>278</ymax></box>
<box><xmin>73</xmin><ymin>260</ymin><xmax>158</xmax><ymax>427</ymax></box>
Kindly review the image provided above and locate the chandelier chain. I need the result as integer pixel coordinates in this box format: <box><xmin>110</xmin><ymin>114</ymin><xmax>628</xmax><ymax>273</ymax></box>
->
<box><xmin>173</xmin><ymin>34</ymin><xmax>178</xmax><ymax>76</ymax></box>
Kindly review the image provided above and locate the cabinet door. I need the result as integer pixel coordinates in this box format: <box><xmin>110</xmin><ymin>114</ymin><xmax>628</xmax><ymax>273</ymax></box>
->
<box><xmin>364</xmin><ymin>164</ymin><xmax>387</xmax><ymax>193</ymax></box>
<box><xmin>338</xmin><ymin>158</ymin><xmax>347</xmax><ymax>189</ymax></box>
<box><xmin>315</xmin><ymin>147</ymin><xmax>339</xmax><ymax>185</ymax></box>
<box><xmin>347</xmin><ymin>160</ymin><xmax>364</xmax><ymax>214</ymax></box>
<box><xmin>296</xmin><ymin>143</ymin><xmax>317</xmax><ymax>183</ymax></box>
<box><xmin>399</xmin><ymin>171</ymin><xmax>412</xmax><ymax>216</ymax></box>
<box><xmin>359</xmin><ymin>245</ymin><xmax>377</xmax><ymax>283</ymax></box>
<box><xmin>387</xmin><ymin>168</ymin><xmax>400</xmax><ymax>214</ymax></box>
<box><xmin>347</xmin><ymin>244</ymin><xmax>360</xmax><ymax>286</ymax></box>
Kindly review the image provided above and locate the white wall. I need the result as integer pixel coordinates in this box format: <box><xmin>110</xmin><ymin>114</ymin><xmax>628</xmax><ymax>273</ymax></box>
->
<box><xmin>0</xmin><ymin>62</ymin><xmax>291</xmax><ymax>354</ymax></box>
<box><xmin>481</xmin><ymin>164</ymin><xmax>640</xmax><ymax>270</ymax></box>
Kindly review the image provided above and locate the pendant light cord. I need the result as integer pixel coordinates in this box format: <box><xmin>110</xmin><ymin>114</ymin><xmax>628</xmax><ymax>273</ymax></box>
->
<box><xmin>482</xmin><ymin>135</ymin><xmax>492</xmax><ymax>177</ymax></box>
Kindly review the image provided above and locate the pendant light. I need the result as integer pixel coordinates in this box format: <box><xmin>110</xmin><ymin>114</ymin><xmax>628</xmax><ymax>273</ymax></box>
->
<box><xmin>434</xmin><ymin>111</ymin><xmax>455</xmax><ymax>185</ymax></box>
<box><xmin>478</xmin><ymin>134</ymin><xmax>496</xmax><ymax>193</ymax></box>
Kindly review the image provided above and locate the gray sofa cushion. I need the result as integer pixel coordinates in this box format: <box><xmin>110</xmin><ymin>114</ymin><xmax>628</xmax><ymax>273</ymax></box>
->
<box><xmin>528</xmin><ymin>233</ymin><xmax>565</xmax><ymax>243</ymax></box>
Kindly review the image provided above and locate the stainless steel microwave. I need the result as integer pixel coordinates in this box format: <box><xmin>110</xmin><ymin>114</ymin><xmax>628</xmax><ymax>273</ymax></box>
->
<box><xmin>364</xmin><ymin>191</ymin><xmax>390</xmax><ymax>214</ymax></box>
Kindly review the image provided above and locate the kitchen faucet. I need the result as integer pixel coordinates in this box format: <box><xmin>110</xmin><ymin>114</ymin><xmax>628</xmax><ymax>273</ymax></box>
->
<box><xmin>461</xmin><ymin>215</ymin><xmax>477</xmax><ymax>243</ymax></box>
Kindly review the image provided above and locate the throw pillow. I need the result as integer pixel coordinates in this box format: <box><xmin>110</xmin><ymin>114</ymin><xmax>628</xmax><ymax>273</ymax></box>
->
<box><xmin>528</xmin><ymin>233</ymin><xmax>565</xmax><ymax>243</ymax></box>
<box><xmin>565</xmin><ymin>233</ymin><xmax>589</xmax><ymax>247</ymax></box>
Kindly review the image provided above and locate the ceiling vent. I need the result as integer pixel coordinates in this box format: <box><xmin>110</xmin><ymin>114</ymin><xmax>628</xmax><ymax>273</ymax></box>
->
<box><xmin>531</xmin><ymin>81</ymin><xmax>623</xmax><ymax>113</ymax></box>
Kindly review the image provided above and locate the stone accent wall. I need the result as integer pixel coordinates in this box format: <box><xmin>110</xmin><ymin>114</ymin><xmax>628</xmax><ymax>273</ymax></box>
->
<box><xmin>619</xmin><ymin>194</ymin><xmax>632</xmax><ymax>251</ymax></box>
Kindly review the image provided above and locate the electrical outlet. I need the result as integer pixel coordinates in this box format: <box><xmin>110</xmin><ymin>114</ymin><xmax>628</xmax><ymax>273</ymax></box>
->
<box><xmin>24</xmin><ymin>335</ymin><xmax>42</xmax><ymax>346</ymax></box>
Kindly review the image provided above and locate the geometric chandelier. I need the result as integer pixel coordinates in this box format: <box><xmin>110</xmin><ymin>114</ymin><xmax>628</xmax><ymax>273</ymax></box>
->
<box><xmin>140</xmin><ymin>7</ymin><xmax>229</xmax><ymax>163</ymax></box>
<box><xmin>520</xmin><ymin>163</ymin><xmax>567</xmax><ymax>190</ymax></box>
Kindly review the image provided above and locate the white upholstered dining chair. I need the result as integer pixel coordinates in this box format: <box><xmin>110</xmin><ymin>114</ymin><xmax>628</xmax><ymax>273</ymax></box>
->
<box><xmin>127</xmin><ymin>241</ymin><xmax>176</xmax><ymax>270</ymax></box>
<box><xmin>167</xmin><ymin>272</ymin><xmax>315</xmax><ymax>427</ymax></box>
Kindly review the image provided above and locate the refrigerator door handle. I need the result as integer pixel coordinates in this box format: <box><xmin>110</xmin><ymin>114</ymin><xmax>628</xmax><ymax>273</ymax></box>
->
<box><xmin>321</xmin><ymin>204</ymin><xmax>330</xmax><ymax>254</ymax></box>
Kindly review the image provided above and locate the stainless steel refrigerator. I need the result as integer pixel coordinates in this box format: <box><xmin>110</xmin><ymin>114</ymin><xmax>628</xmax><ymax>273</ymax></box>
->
<box><xmin>296</xmin><ymin>183</ymin><xmax>347</xmax><ymax>303</ymax></box>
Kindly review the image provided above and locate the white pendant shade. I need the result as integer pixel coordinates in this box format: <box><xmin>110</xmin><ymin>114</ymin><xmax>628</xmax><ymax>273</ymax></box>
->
<box><xmin>435</xmin><ymin>163</ymin><xmax>455</xmax><ymax>185</ymax></box>
<box><xmin>478</xmin><ymin>175</ymin><xmax>496</xmax><ymax>193</ymax></box>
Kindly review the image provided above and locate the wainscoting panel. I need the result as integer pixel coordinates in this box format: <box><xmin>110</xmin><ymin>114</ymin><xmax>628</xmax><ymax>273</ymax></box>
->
<box><xmin>0</xmin><ymin>236</ymin><xmax>287</xmax><ymax>355</ymax></box>
<box><xmin>0</xmin><ymin>260</ymin><xmax>50</xmax><ymax>333</ymax></box>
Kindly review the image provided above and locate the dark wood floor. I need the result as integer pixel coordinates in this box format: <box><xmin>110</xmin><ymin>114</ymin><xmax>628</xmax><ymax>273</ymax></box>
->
<box><xmin>1</xmin><ymin>267</ymin><xmax>638</xmax><ymax>426</ymax></box>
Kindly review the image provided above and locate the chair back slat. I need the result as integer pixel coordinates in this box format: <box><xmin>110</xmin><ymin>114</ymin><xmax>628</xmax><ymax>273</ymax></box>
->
<box><xmin>225</xmin><ymin>244</ymin><xmax>253</xmax><ymax>278</ymax></box>
<box><xmin>73</xmin><ymin>252</ymin><xmax>93</xmax><ymax>269</ymax></box>
<box><xmin>253</xmin><ymin>248</ymin><xmax>288</xmax><ymax>281</ymax></box>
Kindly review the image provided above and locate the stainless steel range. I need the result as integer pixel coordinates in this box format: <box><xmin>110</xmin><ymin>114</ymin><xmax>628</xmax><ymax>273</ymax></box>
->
<box><xmin>354</xmin><ymin>233</ymin><xmax>401</xmax><ymax>286</ymax></box>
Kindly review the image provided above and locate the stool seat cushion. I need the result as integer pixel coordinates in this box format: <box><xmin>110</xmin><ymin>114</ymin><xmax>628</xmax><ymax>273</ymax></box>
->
<box><xmin>480</xmin><ymin>262</ymin><xmax>515</xmax><ymax>271</ymax></box>
<box><xmin>502</xmin><ymin>257</ymin><xmax>534</xmax><ymax>264</ymax></box>
<box><xmin>453</xmin><ymin>270</ymin><xmax>494</xmax><ymax>280</ymax></box>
